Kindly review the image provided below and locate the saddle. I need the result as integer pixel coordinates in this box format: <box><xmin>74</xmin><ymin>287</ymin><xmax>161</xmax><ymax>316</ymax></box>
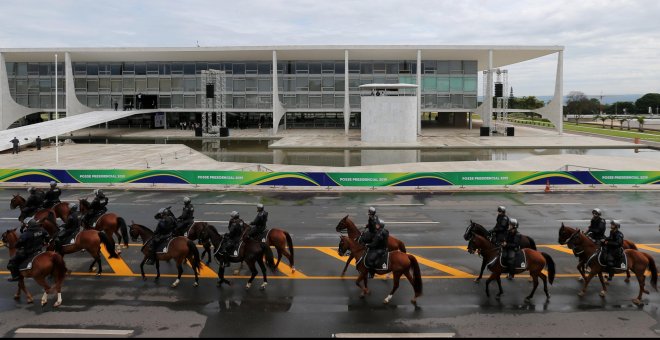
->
<box><xmin>19</xmin><ymin>251</ymin><xmax>45</xmax><ymax>271</ymax></box>
<box><xmin>358</xmin><ymin>249</ymin><xmax>390</xmax><ymax>271</ymax></box>
<box><xmin>142</xmin><ymin>236</ymin><xmax>175</xmax><ymax>254</ymax></box>
<box><xmin>592</xmin><ymin>248</ymin><xmax>627</xmax><ymax>271</ymax></box>
<box><xmin>61</xmin><ymin>231</ymin><xmax>81</xmax><ymax>248</ymax></box>
<box><xmin>488</xmin><ymin>250</ymin><xmax>527</xmax><ymax>272</ymax></box>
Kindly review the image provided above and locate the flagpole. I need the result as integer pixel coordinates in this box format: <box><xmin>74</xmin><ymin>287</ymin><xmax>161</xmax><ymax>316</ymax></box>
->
<box><xmin>55</xmin><ymin>53</ymin><xmax>58</xmax><ymax>164</ymax></box>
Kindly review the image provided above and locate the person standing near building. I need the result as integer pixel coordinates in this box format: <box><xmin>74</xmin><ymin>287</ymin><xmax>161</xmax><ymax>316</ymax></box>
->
<box><xmin>259</xmin><ymin>114</ymin><xmax>265</xmax><ymax>131</ymax></box>
<box><xmin>35</xmin><ymin>136</ymin><xmax>42</xmax><ymax>150</ymax></box>
<box><xmin>114</xmin><ymin>101</ymin><xmax>118</xmax><ymax>111</ymax></box>
<box><xmin>10</xmin><ymin>137</ymin><xmax>19</xmax><ymax>154</ymax></box>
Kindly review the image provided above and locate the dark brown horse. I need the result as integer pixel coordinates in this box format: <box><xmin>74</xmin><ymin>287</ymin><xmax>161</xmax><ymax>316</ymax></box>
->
<box><xmin>185</xmin><ymin>221</ymin><xmax>215</xmax><ymax>265</ymax></box>
<box><xmin>10</xmin><ymin>194</ymin><xmax>59</xmax><ymax>235</ymax></box>
<box><xmin>1</xmin><ymin>229</ymin><xmax>68</xmax><ymax>307</ymax></box>
<box><xmin>559</xmin><ymin>224</ymin><xmax>657</xmax><ymax>305</ymax></box>
<box><xmin>558</xmin><ymin>223</ymin><xmax>637</xmax><ymax>282</ymax></box>
<box><xmin>335</xmin><ymin>215</ymin><xmax>407</xmax><ymax>276</ymax></box>
<box><xmin>192</xmin><ymin>222</ymin><xmax>276</xmax><ymax>289</ymax></box>
<box><xmin>338</xmin><ymin>235</ymin><xmax>422</xmax><ymax>305</ymax></box>
<box><xmin>467</xmin><ymin>233</ymin><xmax>555</xmax><ymax>302</ymax></box>
<box><xmin>78</xmin><ymin>198</ymin><xmax>129</xmax><ymax>249</ymax></box>
<box><xmin>129</xmin><ymin>222</ymin><xmax>201</xmax><ymax>288</ymax></box>
<box><xmin>47</xmin><ymin>229</ymin><xmax>119</xmax><ymax>275</ymax></box>
<box><xmin>463</xmin><ymin>220</ymin><xmax>537</xmax><ymax>283</ymax></box>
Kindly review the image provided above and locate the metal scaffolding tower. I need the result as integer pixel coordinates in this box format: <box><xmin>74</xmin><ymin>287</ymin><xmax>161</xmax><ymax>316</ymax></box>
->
<box><xmin>200</xmin><ymin>69</ymin><xmax>226</xmax><ymax>135</ymax></box>
<box><xmin>495</xmin><ymin>69</ymin><xmax>509</xmax><ymax>132</ymax></box>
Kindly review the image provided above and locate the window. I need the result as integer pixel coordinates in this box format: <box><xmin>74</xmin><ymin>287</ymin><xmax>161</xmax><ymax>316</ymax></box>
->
<box><xmin>449</xmin><ymin>76</ymin><xmax>463</xmax><ymax>91</ymax></box>
<box><xmin>74</xmin><ymin>78</ymin><xmax>86</xmax><ymax>90</ymax></box>
<box><xmin>246</xmin><ymin>94</ymin><xmax>258</xmax><ymax>107</ymax></box>
<box><xmin>123</xmin><ymin>78</ymin><xmax>135</xmax><ymax>91</ymax></box>
<box><xmin>436</xmin><ymin>61</ymin><xmax>449</xmax><ymax>74</ymax></box>
<box><xmin>147</xmin><ymin>63</ymin><xmax>159</xmax><ymax>75</ymax></box>
<box><xmin>451</xmin><ymin>94</ymin><xmax>463</xmax><ymax>107</ymax></box>
<box><xmin>309</xmin><ymin>95</ymin><xmax>321</xmax><ymax>108</ymax></box>
<box><xmin>39</xmin><ymin>64</ymin><xmax>50</xmax><ymax>76</ymax></box>
<box><xmin>183</xmin><ymin>63</ymin><xmax>195</xmax><ymax>75</ymax></box>
<box><xmin>335</xmin><ymin>62</ymin><xmax>345</xmax><ymax>74</ymax></box>
<box><xmin>87</xmin><ymin>79</ymin><xmax>99</xmax><ymax>92</ymax></box>
<box><xmin>232</xmin><ymin>63</ymin><xmax>245</xmax><ymax>75</ymax></box>
<box><xmin>184</xmin><ymin>78</ymin><xmax>196</xmax><ymax>92</ymax></box>
<box><xmin>27</xmin><ymin>63</ymin><xmax>39</xmax><ymax>76</ymax></box>
<box><xmin>74</xmin><ymin>63</ymin><xmax>86</xmax><ymax>75</ymax></box>
<box><xmin>172</xmin><ymin>78</ymin><xmax>183</xmax><ymax>91</ymax></box>
<box><xmin>40</xmin><ymin>95</ymin><xmax>51</xmax><ymax>108</ymax></box>
<box><xmin>309</xmin><ymin>78</ymin><xmax>321</xmax><ymax>91</ymax></box>
<box><xmin>348</xmin><ymin>62</ymin><xmax>360</xmax><ymax>74</ymax></box>
<box><xmin>296</xmin><ymin>94</ymin><xmax>308</xmax><ymax>108</ymax></box>
<box><xmin>437</xmin><ymin>77</ymin><xmax>450</xmax><ymax>92</ymax></box>
<box><xmin>147</xmin><ymin>77</ymin><xmax>159</xmax><ymax>90</ymax></box>
<box><xmin>449</xmin><ymin>60</ymin><xmax>463</xmax><ymax>73</ymax></box>
<box><xmin>422</xmin><ymin>76</ymin><xmax>436</xmax><ymax>91</ymax></box>
<box><xmin>184</xmin><ymin>95</ymin><xmax>196</xmax><ymax>108</ymax></box>
<box><xmin>135</xmin><ymin>78</ymin><xmax>147</xmax><ymax>92</ymax></box>
<box><xmin>258</xmin><ymin>63</ymin><xmax>271</xmax><ymax>74</ymax></box>
<box><xmin>232</xmin><ymin>96</ymin><xmax>245</xmax><ymax>108</ymax></box>
<box><xmin>110</xmin><ymin>64</ymin><xmax>122</xmax><ymax>75</ymax></box>
<box><xmin>322</xmin><ymin>62</ymin><xmax>334</xmax><ymax>74</ymax></box>
<box><xmin>334</xmin><ymin>94</ymin><xmax>344</xmax><ymax>108</ymax></box>
<box><xmin>171</xmin><ymin>63</ymin><xmax>183</xmax><ymax>74</ymax></box>
<box><xmin>123</xmin><ymin>63</ymin><xmax>135</xmax><ymax>75</ymax></box>
<box><xmin>334</xmin><ymin>77</ymin><xmax>345</xmax><ymax>91</ymax></box>
<box><xmin>17</xmin><ymin>63</ymin><xmax>27</xmax><ymax>77</ymax></box>
<box><xmin>245</xmin><ymin>77</ymin><xmax>257</xmax><ymax>91</ymax></box>
<box><xmin>423</xmin><ymin>60</ymin><xmax>436</xmax><ymax>74</ymax></box>
<box><xmin>39</xmin><ymin>79</ymin><xmax>51</xmax><ymax>92</ymax></box>
<box><xmin>233</xmin><ymin>78</ymin><xmax>246</xmax><ymax>92</ymax></box>
<box><xmin>160</xmin><ymin>63</ymin><xmax>171</xmax><ymax>75</ymax></box>
<box><xmin>258</xmin><ymin>78</ymin><xmax>271</xmax><ymax>92</ymax></box>
<box><xmin>463</xmin><ymin>76</ymin><xmax>477</xmax><ymax>92</ymax></box>
<box><xmin>309</xmin><ymin>63</ymin><xmax>321</xmax><ymax>74</ymax></box>
<box><xmin>323</xmin><ymin>94</ymin><xmax>334</xmax><ymax>107</ymax></box>
<box><xmin>246</xmin><ymin>63</ymin><xmax>258</xmax><ymax>74</ymax></box>
<box><xmin>463</xmin><ymin>60</ymin><xmax>477</xmax><ymax>74</ymax></box>
<box><xmin>360</xmin><ymin>63</ymin><xmax>373</xmax><ymax>74</ymax></box>
<box><xmin>296</xmin><ymin>77</ymin><xmax>308</xmax><ymax>91</ymax></box>
<box><xmin>111</xmin><ymin>79</ymin><xmax>122</xmax><ymax>92</ymax></box>
<box><xmin>159</xmin><ymin>95</ymin><xmax>171</xmax><ymax>108</ymax></box>
<box><xmin>134</xmin><ymin>63</ymin><xmax>146</xmax><ymax>75</ymax></box>
<box><xmin>172</xmin><ymin>94</ymin><xmax>183</xmax><ymax>108</ymax></box>
<box><xmin>99</xmin><ymin>78</ymin><xmax>110</xmax><ymax>91</ymax></box>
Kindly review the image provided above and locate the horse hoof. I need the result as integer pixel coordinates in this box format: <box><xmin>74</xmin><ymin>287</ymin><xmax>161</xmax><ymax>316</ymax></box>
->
<box><xmin>142</xmin><ymin>276</ymin><xmax>147</xmax><ymax>281</ymax></box>
<box><xmin>291</xmin><ymin>267</ymin><xmax>296</xmax><ymax>274</ymax></box>
<box><xmin>171</xmin><ymin>279</ymin><xmax>180</xmax><ymax>288</ymax></box>
<box><xmin>524</xmin><ymin>297</ymin><xmax>531</xmax><ymax>303</ymax></box>
<box><xmin>633</xmin><ymin>298</ymin><xmax>642</xmax><ymax>305</ymax></box>
<box><xmin>599</xmin><ymin>290</ymin><xmax>606</xmax><ymax>298</ymax></box>
<box><xmin>260</xmin><ymin>282</ymin><xmax>268</xmax><ymax>290</ymax></box>
<box><xmin>53</xmin><ymin>301</ymin><xmax>62</xmax><ymax>308</ymax></box>
<box><xmin>27</xmin><ymin>298</ymin><xmax>33</xmax><ymax>304</ymax></box>
<box><xmin>383</xmin><ymin>299</ymin><xmax>389</xmax><ymax>304</ymax></box>
<box><xmin>89</xmin><ymin>267</ymin><xmax>96</xmax><ymax>272</ymax></box>
<box><xmin>411</xmin><ymin>299</ymin><xmax>417</xmax><ymax>306</ymax></box>
<box><xmin>14</xmin><ymin>294</ymin><xmax>19</xmax><ymax>300</ymax></box>
<box><xmin>625</xmin><ymin>278</ymin><xmax>630</xmax><ymax>283</ymax></box>
<box><xmin>577</xmin><ymin>277</ymin><xmax>584</xmax><ymax>282</ymax></box>
<box><xmin>495</xmin><ymin>295</ymin><xmax>501</xmax><ymax>301</ymax></box>
<box><xmin>96</xmin><ymin>273</ymin><xmax>102</xmax><ymax>277</ymax></box>
<box><xmin>193</xmin><ymin>282</ymin><xmax>199</xmax><ymax>288</ymax></box>
<box><xmin>473</xmin><ymin>278</ymin><xmax>481</xmax><ymax>284</ymax></box>
<box><xmin>644</xmin><ymin>289</ymin><xmax>650</xmax><ymax>295</ymax></box>
<box><xmin>359</xmin><ymin>294</ymin><xmax>365</xmax><ymax>299</ymax></box>
<box><xmin>245</xmin><ymin>283</ymin><xmax>252</xmax><ymax>290</ymax></box>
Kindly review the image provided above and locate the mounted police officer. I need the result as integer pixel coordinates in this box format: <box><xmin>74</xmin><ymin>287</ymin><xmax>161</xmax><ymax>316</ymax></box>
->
<box><xmin>174</xmin><ymin>197</ymin><xmax>195</xmax><ymax>236</ymax></box>
<box><xmin>218</xmin><ymin>211</ymin><xmax>244</xmax><ymax>267</ymax></box>
<box><xmin>490</xmin><ymin>206</ymin><xmax>509</xmax><ymax>246</ymax></box>
<box><xmin>53</xmin><ymin>203</ymin><xmax>80</xmax><ymax>254</ymax></box>
<box><xmin>42</xmin><ymin>181</ymin><xmax>62</xmax><ymax>209</ymax></box>
<box><xmin>20</xmin><ymin>187</ymin><xmax>44</xmax><ymax>222</ymax></box>
<box><xmin>364</xmin><ymin>218</ymin><xmax>389</xmax><ymax>278</ymax></box>
<box><xmin>586</xmin><ymin>208</ymin><xmax>606</xmax><ymax>242</ymax></box>
<box><xmin>248</xmin><ymin>204</ymin><xmax>268</xmax><ymax>242</ymax></box>
<box><xmin>502</xmin><ymin>218</ymin><xmax>522</xmax><ymax>279</ymax></box>
<box><xmin>6</xmin><ymin>218</ymin><xmax>48</xmax><ymax>281</ymax></box>
<box><xmin>84</xmin><ymin>189</ymin><xmax>108</xmax><ymax>227</ymax></box>
<box><xmin>146</xmin><ymin>207</ymin><xmax>177</xmax><ymax>265</ymax></box>
<box><xmin>365</xmin><ymin>206</ymin><xmax>379</xmax><ymax>233</ymax></box>
<box><xmin>603</xmin><ymin>220</ymin><xmax>624</xmax><ymax>281</ymax></box>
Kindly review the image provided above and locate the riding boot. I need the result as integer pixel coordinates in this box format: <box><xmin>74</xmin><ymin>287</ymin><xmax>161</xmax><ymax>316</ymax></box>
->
<box><xmin>54</xmin><ymin>240</ymin><xmax>63</xmax><ymax>255</ymax></box>
<box><xmin>608</xmin><ymin>267</ymin><xmax>615</xmax><ymax>281</ymax></box>
<box><xmin>7</xmin><ymin>265</ymin><xmax>20</xmax><ymax>282</ymax></box>
<box><xmin>368</xmin><ymin>269</ymin><xmax>375</xmax><ymax>279</ymax></box>
<box><xmin>145</xmin><ymin>252</ymin><xmax>156</xmax><ymax>265</ymax></box>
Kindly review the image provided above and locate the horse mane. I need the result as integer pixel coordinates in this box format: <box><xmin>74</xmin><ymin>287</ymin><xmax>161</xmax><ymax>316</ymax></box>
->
<box><xmin>206</xmin><ymin>224</ymin><xmax>219</xmax><ymax>236</ymax></box>
<box><xmin>133</xmin><ymin>223</ymin><xmax>153</xmax><ymax>234</ymax></box>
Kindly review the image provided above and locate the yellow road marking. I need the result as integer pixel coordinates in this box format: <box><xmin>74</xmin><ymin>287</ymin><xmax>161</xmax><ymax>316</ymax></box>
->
<box><xmin>193</xmin><ymin>262</ymin><xmax>218</xmax><ymax>278</ymax></box>
<box><xmin>636</xmin><ymin>245</ymin><xmax>660</xmax><ymax>253</ymax></box>
<box><xmin>408</xmin><ymin>253</ymin><xmax>475</xmax><ymax>278</ymax></box>
<box><xmin>275</xmin><ymin>261</ymin><xmax>308</xmax><ymax>278</ymax></box>
<box><xmin>315</xmin><ymin>247</ymin><xmax>349</xmax><ymax>263</ymax></box>
<box><xmin>542</xmin><ymin>245</ymin><xmax>575</xmax><ymax>255</ymax></box>
<box><xmin>100</xmin><ymin>246</ymin><xmax>133</xmax><ymax>276</ymax></box>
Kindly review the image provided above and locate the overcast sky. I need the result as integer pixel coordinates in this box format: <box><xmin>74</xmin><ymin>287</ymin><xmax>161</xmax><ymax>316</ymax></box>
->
<box><xmin>1</xmin><ymin>0</ymin><xmax>658</xmax><ymax>97</ymax></box>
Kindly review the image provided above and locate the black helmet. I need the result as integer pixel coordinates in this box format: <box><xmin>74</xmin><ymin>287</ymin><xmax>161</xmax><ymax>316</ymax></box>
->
<box><xmin>377</xmin><ymin>219</ymin><xmax>385</xmax><ymax>228</ymax></box>
<box><xmin>50</xmin><ymin>181</ymin><xmax>57</xmax><ymax>187</ymax></box>
<box><xmin>157</xmin><ymin>207</ymin><xmax>166</xmax><ymax>216</ymax></box>
<box><xmin>497</xmin><ymin>206</ymin><xmax>506</xmax><ymax>213</ymax></box>
<box><xmin>95</xmin><ymin>189</ymin><xmax>103</xmax><ymax>196</ymax></box>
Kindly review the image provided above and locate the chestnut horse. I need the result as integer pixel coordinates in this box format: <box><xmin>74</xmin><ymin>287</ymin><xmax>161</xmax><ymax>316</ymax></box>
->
<box><xmin>463</xmin><ymin>220</ymin><xmax>537</xmax><ymax>283</ymax></box>
<box><xmin>559</xmin><ymin>223</ymin><xmax>657</xmax><ymax>305</ymax></box>
<box><xmin>11</xmin><ymin>193</ymin><xmax>73</xmax><ymax>223</ymax></box>
<box><xmin>1</xmin><ymin>229</ymin><xmax>68</xmax><ymax>307</ymax></box>
<box><xmin>10</xmin><ymin>194</ymin><xmax>59</xmax><ymax>235</ymax></box>
<box><xmin>558</xmin><ymin>223</ymin><xmax>637</xmax><ymax>282</ymax></box>
<box><xmin>46</xmin><ymin>229</ymin><xmax>119</xmax><ymax>275</ymax></box>
<box><xmin>338</xmin><ymin>235</ymin><xmax>422</xmax><ymax>305</ymax></box>
<box><xmin>467</xmin><ymin>233</ymin><xmax>555</xmax><ymax>302</ymax></box>
<box><xmin>185</xmin><ymin>221</ymin><xmax>215</xmax><ymax>265</ymax></box>
<box><xmin>78</xmin><ymin>198</ymin><xmax>129</xmax><ymax>249</ymax></box>
<box><xmin>129</xmin><ymin>222</ymin><xmax>201</xmax><ymax>288</ymax></box>
<box><xmin>335</xmin><ymin>215</ymin><xmax>406</xmax><ymax>276</ymax></box>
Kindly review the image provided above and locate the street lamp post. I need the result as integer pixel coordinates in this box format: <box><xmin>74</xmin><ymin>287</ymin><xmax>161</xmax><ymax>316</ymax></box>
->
<box><xmin>55</xmin><ymin>54</ymin><xmax>59</xmax><ymax>164</ymax></box>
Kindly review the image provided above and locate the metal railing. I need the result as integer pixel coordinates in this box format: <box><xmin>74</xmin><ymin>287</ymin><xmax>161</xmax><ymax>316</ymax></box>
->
<box><xmin>143</xmin><ymin>146</ymin><xmax>193</xmax><ymax>169</ymax></box>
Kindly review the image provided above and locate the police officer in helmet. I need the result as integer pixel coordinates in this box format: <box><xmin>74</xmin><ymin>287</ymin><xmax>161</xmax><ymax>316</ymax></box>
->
<box><xmin>248</xmin><ymin>204</ymin><xmax>268</xmax><ymax>242</ymax></box>
<box><xmin>42</xmin><ymin>181</ymin><xmax>62</xmax><ymax>209</ymax></box>
<box><xmin>364</xmin><ymin>218</ymin><xmax>389</xmax><ymax>278</ymax></box>
<box><xmin>586</xmin><ymin>208</ymin><xmax>606</xmax><ymax>242</ymax></box>
<box><xmin>219</xmin><ymin>211</ymin><xmax>244</xmax><ymax>267</ymax></box>
<box><xmin>502</xmin><ymin>218</ymin><xmax>521</xmax><ymax>279</ymax></box>
<box><xmin>6</xmin><ymin>218</ymin><xmax>48</xmax><ymax>281</ymax></box>
<box><xmin>603</xmin><ymin>220</ymin><xmax>624</xmax><ymax>281</ymax></box>
<box><xmin>146</xmin><ymin>207</ymin><xmax>176</xmax><ymax>265</ymax></box>
<box><xmin>175</xmin><ymin>197</ymin><xmax>195</xmax><ymax>236</ymax></box>
<box><xmin>490</xmin><ymin>206</ymin><xmax>509</xmax><ymax>246</ymax></box>
<box><xmin>53</xmin><ymin>203</ymin><xmax>80</xmax><ymax>254</ymax></box>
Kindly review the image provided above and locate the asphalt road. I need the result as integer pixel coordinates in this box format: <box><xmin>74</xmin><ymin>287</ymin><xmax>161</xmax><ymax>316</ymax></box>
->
<box><xmin>0</xmin><ymin>189</ymin><xmax>659</xmax><ymax>338</ymax></box>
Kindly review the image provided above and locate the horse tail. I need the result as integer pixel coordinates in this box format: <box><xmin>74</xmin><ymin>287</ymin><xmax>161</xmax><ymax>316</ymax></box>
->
<box><xmin>542</xmin><ymin>252</ymin><xmax>556</xmax><ymax>285</ymax></box>
<box><xmin>284</xmin><ymin>231</ymin><xmax>294</xmax><ymax>268</ymax></box>
<box><xmin>527</xmin><ymin>236</ymin><xmax>537</xmax><ymax>250</ymax></box>
<box><xmin>186</xmin><ymin>239</ymin><xmax>202</xmax><ymax>275</ymax></box>
<box><xmin>117</xmin><ymin>217</ymin><xmax>129</xmax><ymax>247</ymax></box>
<box><xmin>408</xmin><ymin>254</ymin><xmax>423</xmax><ymax>297</ymax></box>
<box><xmin>262</xmin><ymin>243</ymin><xmax>277</xmax><ymax>272</ymax></box>
<box><xmin>641</xmin><ymin>252</ymin><xmax>657</xmax><ymax>291</ymax></box>
<box><xmin>98</xmin><ymin>231</ymin><xmax>118</xmax><ymax>258</ymax></box>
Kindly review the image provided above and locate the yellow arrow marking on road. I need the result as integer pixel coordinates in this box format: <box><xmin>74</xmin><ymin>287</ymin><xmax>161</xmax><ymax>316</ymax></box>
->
<box><xmin>100</xmin><ymin>246</ymin><xmax>133</xmax><ymax>276</ymax></box>
<box><xmin>541</xmin><ymin>245</ymin><xmax>575</xmax><ymax>255</ymax></box>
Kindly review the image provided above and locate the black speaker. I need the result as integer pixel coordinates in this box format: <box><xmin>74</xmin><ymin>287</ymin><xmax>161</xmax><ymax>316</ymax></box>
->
<box><xmin>219</xmin><ymin>127</ymin><xmax>229</xmax><ymax>137</ymax></box>
<box><xmin>480</xmin><ymin>126</ymin><xmax>490</xmax><ymax>136</ymax></box>
<box><xmin>506</xmin><ymin>126</ymin><xmax>515</xmax><ymax>136</ymax></box>
<box><xmin>195</xmin><ymin>127</ymin><xmax>202</xmax><ymax>137</ymax></box>
<box><xmin>494</xmin><ymin>83</ymin><xmax>503</xmax><ymax>98</ymax></box>
<box><xmin>206</xmin><ymin>84</ymin><xmax>214</xmax><ymax>98</ymax></box>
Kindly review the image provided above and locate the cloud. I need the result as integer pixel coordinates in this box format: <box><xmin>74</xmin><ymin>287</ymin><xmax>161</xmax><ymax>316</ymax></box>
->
<box><xmin>0</xmin><ymin>0</ymin><xmax>658</xmax><ymax>96</ymax></box>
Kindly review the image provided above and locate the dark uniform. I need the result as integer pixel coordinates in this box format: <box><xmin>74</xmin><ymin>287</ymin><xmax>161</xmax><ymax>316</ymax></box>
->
<box><xmin>11</xmin><ymin>137</ymin><xmax>19</xmax><ymax>154</ymax></box>
<box><xmin>365</xmin><ymin>222</ymin><xmax>389</xmax><ymax>277</ymax></box>
<box><xmin>7</xmin><ymin>219</ymin><xmax>48</xmax><ymax>281</ymax></box>
<box><xmin>20</xmin><ymin>189</ymin><xmax>44</xmax><ymax>222</ymax></box>
<box><xmin>43</xmin><ymin>183</ymin><xmax>62</xmax><ymax>209</ymax></box>
<box><xmin>248</xmin><ymin>207</ymin><xmax>268</xmax><ymax>241</ymax></box>
<box><xmin>503</xmin><ymin>228</ymin><xmax>522</xmax><ymax>278</ymax></box>
<box><xmin>586</xmin><ymin>215</ymin><xmax>606</xmax><ymax>242</ymax></box>
<box><xmin>491</xmin><ymin>213</ymin><xmax>509</xmax><ymax>245</ymax></box>
<box><xmin>85</xmin><ymin>190</ymin><xmax>108</xmax><ymax>227</ymax></box>
<box><xmin>219</xmin><ymin>215</ymin><xmax>245</xmax><ymax>267</ymax></box>
<box><xmin>147</xmin><ymin>209</ymin><xmax>177</xmax><ymax>265</ymax></box>
<box><xmin>54</xmin><ymin>206</ymin><xmax>80</xmax><ymax>254</ymax></box>
<box><xmin>603</xmin><ymin>227</ymin><xmax>624</xmax><ymax>281</ymax></box>
<box><xmin>175</xmin><ymin>201</ymin><xmax>195</xmax><ymax>236</ymax></box>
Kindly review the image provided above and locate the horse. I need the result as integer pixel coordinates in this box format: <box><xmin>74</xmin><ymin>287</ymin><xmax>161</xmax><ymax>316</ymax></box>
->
<box><xmin>11</xmin><ymin>193</ymin><xmax>73</xmax><ymax>223</ymax></box>
<box><xmin>46</xmin><ymin>229</ymin><xmax>119</xmax><ymax>275</ymax></box>
<box><xmin>78</xmin><ymin>198</ymin><xmax>129</xmax><ymax>249</ymax></box>
<box><xmin>185</xmin><ymin>221</ymin><xmax>215</xmax><ymax>265</ymax></box>
<box><xmin>559</xmin><ymin>223</ymin><xmax>657</xmax><ymax>305</ymax></box>
<box><xmin>10</xmin><ymin>194</ymin><xmax>59</xmax><ymax>236</ymax></box>
<box><xmin>192</xmin><ymin>222</ymin><xmax>276</xmax><ymax>290</ymax></box>
<box><xmin>337</xmin><ymin>235</ymin><xmax>422</xmax><ymax>305</ymax></box>
<box><xmin>466</xmin><ymin>233</ymin><xmax>555</xmax><ymax>302</ymax></box>
<box><xmin>464</xmin><ymin>220</ymin><xmax>538</xmax><ymax>283</ymax></box>
<box><xmin>129</xmin><ymin>222</ymin><xmax>201</xmax><ymax>288</ymax></box>
<box><xmin>1</xmin><ymin>229</ymin><xmax>68</xmax><ymax>307</ymax></box>
<box><xmin>335</xmin><ymin>215</ymin><xmax>407</xmax><ymax>276</ymax></box>
<box><xmin>558</xmin><ymin>223</ymin><xmax>637</xmax><ymax>282</ymax></box>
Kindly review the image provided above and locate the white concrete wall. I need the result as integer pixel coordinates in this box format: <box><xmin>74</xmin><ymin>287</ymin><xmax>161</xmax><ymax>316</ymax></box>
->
<box><xmin>361</xmin><ymin>96</ymin><xmax>417</xmax><ymax>143</ymax></box>
<box><xmin>361</xmin><ymin>150</ymin><xmax>419</xmax><ymax>166</ymax></box>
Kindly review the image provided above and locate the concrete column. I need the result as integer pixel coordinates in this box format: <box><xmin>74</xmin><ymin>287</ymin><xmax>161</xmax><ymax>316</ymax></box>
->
<box><xmin>557</xmin><ymin>50</ymin><xmax>564</xmax><ymax>135</ymax></box>
<box><xmin>485</xmin><ymin>49</ymin><xmax>493</xmax><ymax>131</ymax></box>
<box><xmin>416</xmin><ymin>49</ymin><xmax>422</xmax><ymax>135</ymax></box>
<box><xmin>271</xmin><ymin>50</ymin><xmax>285</xmax><ymax>134</ymax></box>
<box><xmin>344</xmin><ymin>49</ymin><xmax>350</xmax><ymax>135</ymax></box>
<box><xmin>0</xmin><ymin>53</ymin><xmax>38</xmax><ymax>130</ymax></box>
<box><xmin>65</xmin><ymin>52</ymin><xmax>92</xmax><ymax>117</ymax></box>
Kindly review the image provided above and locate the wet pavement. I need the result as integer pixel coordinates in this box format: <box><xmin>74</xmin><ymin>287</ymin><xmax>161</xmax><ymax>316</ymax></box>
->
<box><xmin>0</xmin><ymin>189</ymin><xmax>659</xmax><ymax>337</ymax></box>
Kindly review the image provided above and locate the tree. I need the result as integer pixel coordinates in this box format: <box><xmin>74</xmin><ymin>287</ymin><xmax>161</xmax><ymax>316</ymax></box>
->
<box><xmin>618</xmin><ymin>117</ymin><xmax>628</xmax><ymax>130</ymax></box>
<box><xmin>565</xmin><ymin>91</ymin><xmax>599</xmax><ymax>125</ymax></box>
<box><xmin>607</xmin><ymin>115</ymin><xmax>615</xmax><ymax>129</ymax></box>
<box><xmin>637</xmin><ymin>116</ymin><xmax>645</xmax><ymax>132</ymax></box>
<box><xmin>605</xmin><ymin>101</ymin><xmax>635</xmax><ymax>115</ymax></box>
<box><xmin>598</xmin><ymin>115</ymin><xmax>607</xmax><ymax>128</ymax></box>
<box><xmin>634</xmin><ymin>93</ymin><xmax>660</xmax><ymax>114</ymax></box>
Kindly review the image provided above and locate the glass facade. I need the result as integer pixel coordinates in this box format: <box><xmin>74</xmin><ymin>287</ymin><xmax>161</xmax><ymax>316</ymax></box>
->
<box><xmin>6</xmin><ymin>59</ymin><xmax>477</xmax><ymax>112</ymax></box>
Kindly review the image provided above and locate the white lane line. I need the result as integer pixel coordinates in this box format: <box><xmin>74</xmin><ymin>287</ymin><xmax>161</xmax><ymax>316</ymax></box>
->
<box><xmin>205</xmin><ymin>202</ymin><xmax>255</xmax><ymax>205</ymax></box>
<box><xmin>526</xmin><ymin>203</ymin><xmax>582</xmax><ymax>205</ymax></box>
<box><xmin>333</xmin><ymin>333</ymin><xmax>454</xmax><ymax>338</ymax></box>
<box><xmin>366</xmin><ymin>203</ymin><xmax>425</xmax><ymax>206</ymax></box>
<box><xmin>1</xmin><ymin>217</ymin><xmax>17</xmax><ymax>220</ymax></box>
<box><xmin>15</xmin><ymin>328</ymin><xmax>134</xmax><ymax>336</ymax></box>
<box><xmin>388</xmin><ymin>221</ymin><xmax>439</xmax><ymax>224</ymax></box>
<box><xmin>198</xmin><ymin>220</ymin><xmax>227</xmax><ymax>224</ymax></box>
<box><xmin>314</xmin><ymin>197</ymin><xmax>341</xmax><ymax>200</ymax></box>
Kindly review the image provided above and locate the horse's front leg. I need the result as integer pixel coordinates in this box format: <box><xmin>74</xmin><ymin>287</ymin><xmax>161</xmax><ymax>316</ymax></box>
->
<box><xmin>355</xmin><ymin>270</ymin><xmax>368</xmax><ymax>298</ymax></box>
<box><xmin>140</xmin><ymin>256</ymin><xmax>147</xmax><ymax>280</ymax></box>
<box><xmin>154</xmin><ymin>258</ymin><xmax>161</xmax><ymax>280</ymax></box>
<box><xmin>475</xmin><ymin>257</ymin><xmax>486</xmax><ymax>283</ymax></box>
<box><xmin>578</xmin><ymin>271</ymin><xmax>597</xmax><ymax>297</ymax></box>
<box><xmin>342</xmin><ymin>254</ymin><xmax>354</xmax><ymax>276</ymax></box>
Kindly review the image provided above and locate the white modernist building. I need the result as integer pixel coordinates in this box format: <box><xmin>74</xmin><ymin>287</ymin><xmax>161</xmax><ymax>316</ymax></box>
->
<box><xmin>0</xmin><ymin>45</ymin><xmax>564</xmax><ymax>150</ymax></box>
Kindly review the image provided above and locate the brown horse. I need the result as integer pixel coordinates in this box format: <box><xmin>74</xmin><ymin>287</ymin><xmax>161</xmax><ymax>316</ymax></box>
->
<box><xmin>129</xmin><ymin>222</ymin><xmax>201</xmax><ymax>288</ymax></box>
<box><xmin>185</xmin><ymin>221</ymin><xmax>215</xmax><ymax>265</ymax></box>
<box><xmin>191</xmin><ymin>222</ymin><xmax>276</xmax><ymax>289</ymax></box>
<box><xmin>335</xmin><ymin>215</ymin><xmax>407</xmax><ymax>276</ymax></box>
<box><xmin>1</xmin><ymin>229</ymin><xmax>68</xmax><ymax>307</ymax></box>
<box><xmin>10</xmin><ymin>194</ymin><xmax>59</xmax><ymax>236</ymax></box>
<box><xmin>467</xmin><ymin>233</ymin><xmax>555</xmax><ymax>302</ymax></box>
<box><xmin>78</xmin><ymin>198</ymin><xmax>129</xmax><ymax>249</ymax></box>
<box><xmin>559</xmin><ymin>223</ymin><xmax>657</xmax><ymax>305</ymax></box>
<box><xmin>558</xmin><ymin>223</ymin><xmax>637</xmax><ymax>282</ymax></box>
<box><xmin>47</xmin><ymin>229</ymin><xmax>119</xmax><ymax>275</ymax></box>
<box><xmin>338</xmin><ymin>235</ymin><xmax>422</xmax><ymax>305</ymax></box>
